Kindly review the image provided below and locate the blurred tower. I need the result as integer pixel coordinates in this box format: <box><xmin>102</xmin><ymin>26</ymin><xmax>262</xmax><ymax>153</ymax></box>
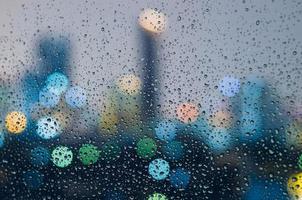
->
<box><xmin>140</xmin><ymin>31</ymin><xmax>158</xmax><ymax>124</ymax></box>
<box><xmin>99</xmin><ymin>9</ymin><xmax>167</xmax><ymax>137</ymax></box>
<box><xmin>138</xmin><ymin>8</ymin><xmax>167</xmax><ymax>126</ymax></box>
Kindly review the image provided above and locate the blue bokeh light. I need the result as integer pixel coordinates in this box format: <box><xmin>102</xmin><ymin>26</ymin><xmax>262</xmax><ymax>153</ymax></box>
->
<box><xmin>65</xmin><ymin>86</ymin><xmax>87</xmax><ymax>108</ymax></box>
<box><xmin>155</xmin><ymin>121</ymin><xmax>177</xmax><ymax>142</ymax></box>
<box><xmin>39</xmin><ymin>88</ymin><xmax>60</xmax><ymax>108</ymax></box>
<box><xmin>148</xmin><ymin>158</ymin><xmax>170</xmax><ymax>180</ymax></box>
<box><xmin>218</xmin><ymin>76</ymin><xmax>240</xmax><ymax>97</ymax></box>
<box><xmin>206</xmin><ymin>128</ymin><xmax>232</xmax><ymax>152</ymax></box>
<box><xmin>30</xmin><ymin>146</ymin><xmax>50</xmax><ymax>166</ymax></box>
<box><xmin>162</xmin><ymin>141</ymin><xmax>184</xmax><ymax>160</ymax></box>
<box><xmin>36</xmin><ymin>116</ymin><xmax>61</xmax><ymax>139</ymax></box>
<box><xmin>23</xmin><ymin>170</ymin><xmax>44</xmax><ymax>189</ymax></box>
<box><xmin>169</xmin><ymin>168</ymin><xmax>190</xmax><ymax>189</ymax></box>
<box><xmin>45</xmin><ymin>72</ymin><xmax>69</xmax><ymax>95</ymax></box>
<box><xmin>244</xmin><ymin>179</ymin><xmax>287</xmax><ymax>200</ymax></box>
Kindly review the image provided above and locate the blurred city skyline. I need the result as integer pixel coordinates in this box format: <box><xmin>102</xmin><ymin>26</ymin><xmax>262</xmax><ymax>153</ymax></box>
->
<box><xmin>0</xmin><ymin>0</ymin><xmax>301</xmax><ymax>120</ymax></box>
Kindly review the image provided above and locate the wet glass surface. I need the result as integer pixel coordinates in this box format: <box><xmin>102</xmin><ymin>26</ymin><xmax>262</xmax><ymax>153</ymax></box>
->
<box><xmin>0</xmin><ymin>0</ymin><xmax>302</xmax><ymax>199</ymax></box>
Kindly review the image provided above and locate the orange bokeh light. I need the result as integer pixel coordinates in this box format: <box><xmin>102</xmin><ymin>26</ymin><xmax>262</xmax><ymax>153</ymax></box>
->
<box><xmin>176</xmin><ymin>103</ymin><xmax>199</xmax><ymax>123</ymax></box>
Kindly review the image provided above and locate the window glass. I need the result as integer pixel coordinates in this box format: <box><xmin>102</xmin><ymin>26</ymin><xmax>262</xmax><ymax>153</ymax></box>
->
<box><xmin>0</xmin><ymin>0</ymin><xmax>301</xmax><ymax>199</ymax></box>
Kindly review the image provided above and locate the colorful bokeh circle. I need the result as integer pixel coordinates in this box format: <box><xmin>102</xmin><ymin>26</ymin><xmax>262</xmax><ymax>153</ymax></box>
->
<box><xmin>36</xmin><ymin>116</ymin><xmax>61</xmax><ymax>139</ymax></box>
<box><xmin>208</xmin><ymin>110</ymin><xmax>233</xmax><ymax>129</ymax></box>
<box><xmin>288</xmin><ymin>172</ymin><xmax>302</xmax><ymax>198</ymax></box>
<box><xmin>148</xmin><ymin>158</ymin><xmax>170</xmax><ymax>180</ymax></box>
<box><xmin>169</xmin><ymin>168</ymin><xmax>190</xmax><ymax>189</ymax></box>
<box><xmin>245</xmin><ymin>180</ymin><xmax>286</xmax><ymax>200</ymax></box>
<box><xmin>23</xmin><ymin>170</ymin><xmax>44</xmax><ymax>189</ymax></box>
<box><xmin>138</xmin><ymin>8</ymin><xmax>167</xmax><ymax>33</ymax></box>
<box><xmin>39</xmin><ymin>88</ymin><xmax>60</xmax><ymax>108</ymax></box>
<box><xmin>218</xmin><ymin>76</ymin><xmax>240</xmax><ymax>97</ymax></box>
<box><xmin>51</xmin><ymin>146</ymin><xmax>73</xmax><ymax>168</ymax></box>
<box><xmin>162</xmin><ymin>141</ymin><xmax>184</xmax><ymax>160</ymax></box>
<box><xmin>45</xmin><ymin>72</ymin><xmax>69</xmax><ymax>95</ymax></box>
<box><xmin>30</xmin><ymin>146</ymin><xmax>50</xmax><ymax>166</ymax></box>
<box><xmin>148</xmin><ymin>193</ymin><xmax>168</xmax><ymax>200</ymax></box>
<box><xmin>155</xmin><ymin>121</ymin><xmax>177</xmax><ymax>142</ymax></box>
<box><xmin>176</xmin><ymin>103</ymin><xmax>199</xmax><ymax>123</ymax></box>
<box><xmin>117</xmin><ymin>74</ymin><xmax>141</xmax><ymax>95</ymax></box>
<box><xmin>5</xmin><ymin>111</ymin><xmax>27</xmax><ymax>134</ymax></box>
<box><xmin>65</xmin><ymin>86</ymin><xmax>87</xmax><ymax>108</ymax></box>
<box><xmin>79</xmin><ymin>144</ymin><xmax>100</xmax><ymax>165</ymax></box>
<box><xmin>136</xmin><ymin>137</ymin><xmax>157</xmax><ymax>159</ymax></box>
<box><xmin>299</xmin><ymin>154</ymin><xmax>302</xmax><ymax>170</ymax></box>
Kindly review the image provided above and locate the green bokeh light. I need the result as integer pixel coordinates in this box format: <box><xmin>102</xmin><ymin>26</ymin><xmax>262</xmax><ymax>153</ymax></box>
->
<box><xmin>298</xmin><ymin>154</ymin><xmax>302</xmax><ymax>169</ymax></box>
<box><xmin>136</xmin><ymin>137</ymin><xmax>157</xmax><ymax>159</ymax></box>
<box><xmin>148</xmin><ymin>193</ymin><xmax>168</xmax><ymax>200</ymax></box>
<box><xmin>79</xmin><ymin>144</ymin><xmax>100</xmax><ymax>165</ymax></box>
<box><xmin>51</xmin><ymin>146</ymin><xmax>73</xmax><ymax>168</ymax></box>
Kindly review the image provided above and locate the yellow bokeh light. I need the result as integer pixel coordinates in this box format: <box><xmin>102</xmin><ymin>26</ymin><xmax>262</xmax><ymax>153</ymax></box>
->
<box><xmin>138</xmin><ymin>8</ymin><xmax>167</xmax><ymax>34</ymax></box>
<box><xmin>100</xmin><ymin>109</ymin><xmax>118</xmax><ymax>135</ymax></box>
<box><xmin>288</xmin><ymin>172</ymin><xmax>302</xmax><ymax>198</ymax></box>
<box><xmin>5</xmin><ymin>111</ymin><xmax>27</xmax><ymax>134</ymax></box>
<box><xmin>208</xmin><ymin>110</ymin><xmax>233</xmax><ymax>129</ymax></box>
<box><xmin>117</xmin><ymin>74</ymin><xmax>141</xmax><ymax>95</ymax></box>
<box><xmin>100</xmin><ymin>92</ymin><xmax>119</xmax><ymax>135</ymax></box>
